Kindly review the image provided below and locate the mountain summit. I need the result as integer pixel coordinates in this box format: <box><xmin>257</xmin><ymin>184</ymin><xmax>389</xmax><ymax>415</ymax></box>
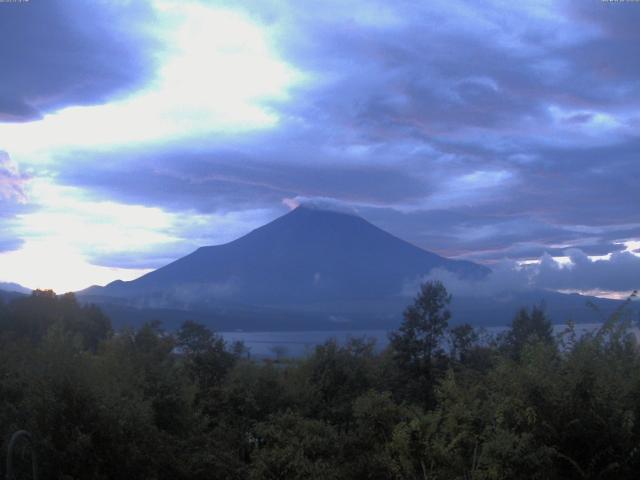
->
<box><xmin>80</xmin><ymin>207</ymin><xmax>634</xmax><ymax>330</ymax></box>
<box><xmin>83</xmin><ymin>206</ymin><xmax>488</xmax><ymax>314</ymax></box>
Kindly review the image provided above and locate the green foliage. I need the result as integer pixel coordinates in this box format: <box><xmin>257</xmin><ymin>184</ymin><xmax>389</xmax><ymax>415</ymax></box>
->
<box><xmin>0</xmin><ymin>290</ymin><xmax>111</xmax><ymax>350</ymax></box>
<box><xmin>502</xmin><ymin>305</ymin><xmax>554</xmax><ymax>359</ymax></box>
<box><xmin>299</xmin><ymin>337</ymin><xmax>378</xmax><ymax>426</ymax></box>
<box><xmin>449</xmin><ymin>323</ymin><xmax>479</xmax><ymax>363</ymax></box>
<box><xmin>249</xmin><ymin>412</ymin><xmax>341</xmax><ymax>480</ymax></box>
<box><xmin>177</xmin><ymin>320</ymin><xmax>239</xmax><ymax>393</ymax></box>
<box><xmin>389</xmin><ymin>280</ymin><xmax>451</xmax><ymax>405</ymax></box>
<box><xmin>1</xmin><ymin>287</ymin><xmax>640</xmax><ymax>479</ymax></box>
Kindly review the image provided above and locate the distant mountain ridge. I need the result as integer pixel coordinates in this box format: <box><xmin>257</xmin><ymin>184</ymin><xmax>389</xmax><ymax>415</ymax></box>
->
<box><xmin>83</xmin><ymin>206</ymin><xmax>488</xmax><ymax>310</ymax></box>
<box><xmin>0</xmin><ymin>282</ymin><xmax>31</xmax><ymax>295</ymax></box>
<box><xmin>79</xmin><ymin>206</ymin><xmax>638</xmax><ymax>331</ymax></box>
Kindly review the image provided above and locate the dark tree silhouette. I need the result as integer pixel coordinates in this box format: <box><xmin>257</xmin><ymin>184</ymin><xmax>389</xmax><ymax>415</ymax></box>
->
<box><xmin>504</xmin><ymin>305</ymin><xmax>553</xmax><ymax>359</ymax></box>
<box><xmin>389</xmin><ymin>280</ymin><xmax>451</xmax><ymax>404</ymax></box>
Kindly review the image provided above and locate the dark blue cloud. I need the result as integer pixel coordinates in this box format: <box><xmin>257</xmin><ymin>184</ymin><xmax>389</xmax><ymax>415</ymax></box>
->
<box><xmin>56</xmin><ymin>135</ymin><xmax>640</xmax><ymax>269</ymax></box>
<box><xmin>421</xmin><ymin>248</ymin><xmax>640</xmax><ymax>298</ymax></box>
<box><xmin>0</xmin><ymin>0</ymin><xmax>157</xmax><ymax>121</ymax></box>
<box><xmin>536</xmin><ymin>250</ymin><xmax>640</xmax><ymax>293</ymax></box>
<box><xmin>9</xmin><ymin>0</ymin><xmax>640</xmax><ymax>290</ymax></box>
<box><xmin>0</xmin><ymin>236</ymin><xmax>22</xmax><ymax>254</ymax></box>
<box><xmin>56</xmin><ymin>141</ymin><xmax>431</xmax><ymax>212</ymax></box>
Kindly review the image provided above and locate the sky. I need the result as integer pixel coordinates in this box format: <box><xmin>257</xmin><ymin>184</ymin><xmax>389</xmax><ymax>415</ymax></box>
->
<box><xmin>0</xmin><ymin>0</ymin><xmax>639</xmax><ymax>295</ymax></box>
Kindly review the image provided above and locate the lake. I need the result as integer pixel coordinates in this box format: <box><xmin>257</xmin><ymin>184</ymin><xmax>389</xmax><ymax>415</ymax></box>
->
<box><xmin>220</xmin><ymin>322</ymin><xmax>614</xmax><ymax>358</ymax></box>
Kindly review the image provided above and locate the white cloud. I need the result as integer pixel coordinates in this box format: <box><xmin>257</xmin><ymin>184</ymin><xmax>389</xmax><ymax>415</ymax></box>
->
<box><xmin>0</xmin><ymin>178</ymin><xmax>277</xmax><ymax>292</ymax></box>
<box><xmin>0</xmin><ymin>0</ymin><xmax>301</xmax><ymax>292</ymax></box>
<box><xmin>0</xmin><ymin>240</ymin><xmax>152</xmax><ymax>293</ymax></box>
<box><xmin>0</xmin><ymin>0</ymin><xmax>300</xmax><ymax>158</ymax></box>
<box><xmin>405</xmin><ymin>249</ymin><xmax>640</xmax><ymax>300</ymax></box>
<box><xmin>403</xmin><ymin>260</ymin><xmax>535</xmax><ymax>298</ymax></box>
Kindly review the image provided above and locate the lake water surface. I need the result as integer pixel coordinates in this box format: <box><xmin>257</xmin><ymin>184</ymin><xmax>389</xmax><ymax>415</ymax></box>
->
<box><xmin>220</xmin><ymin>323</ymin><xmax>613</xmax><ymax>358</ymax></box>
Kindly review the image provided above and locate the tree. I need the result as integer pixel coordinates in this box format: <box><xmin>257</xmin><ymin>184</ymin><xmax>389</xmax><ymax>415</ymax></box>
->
<box><xmin>300</xmin><ymin>337</ymin><xmax>377</xmax><ymax>427</ymax></box>
<box><xmin>448</xmin><ymin>323</ymin><xmax>478</xmax><ymax>364</ymax></box>
<box><xmin>389</xmin><ymin>280</ymin><xmax>451</xmax><ymax>404</ymax></box>
<box><xmin>249</xmin><ymin>412</ymin><xmax>342</xmax><ymax>480</ymax></box>
<box><xmin>504</xmin><ymin>306</ymin><xmax>553</xmax><ymax>359</ymax></box>
<box><xmin>176</xmin><ymin>321</ymin><xmax>238</xmax><ymax>407</ymax></box>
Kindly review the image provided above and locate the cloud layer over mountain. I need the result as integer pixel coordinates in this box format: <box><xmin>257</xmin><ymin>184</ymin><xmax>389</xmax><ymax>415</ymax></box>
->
<box><xmin>0</xmin><ymin>0</ymin><xmax>638</xmax><ymax>293</ymax></box>
<box><xmin>418</xmin><ymin>250</ymin><xmax>640</xmax><ymax>299</ymax></box>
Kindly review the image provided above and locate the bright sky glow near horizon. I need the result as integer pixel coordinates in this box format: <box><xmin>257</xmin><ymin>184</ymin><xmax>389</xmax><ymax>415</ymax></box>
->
<box><xmin>0</xmin><ymin>0</ymin><xmax>639</xmax><ymax>296</ymax></box>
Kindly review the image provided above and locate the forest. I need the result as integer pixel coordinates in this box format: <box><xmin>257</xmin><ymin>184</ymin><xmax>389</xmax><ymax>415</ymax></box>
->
<box><xmin>1</xmin><ymin>284</ymin><xmax>639</xmax><ymax>480</ymax></box>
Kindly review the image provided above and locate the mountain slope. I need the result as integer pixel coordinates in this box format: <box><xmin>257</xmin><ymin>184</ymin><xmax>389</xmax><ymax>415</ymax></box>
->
<box><xmin>78</xmin><ymin>207</ymin><xmax>640</xmax><ymax>330</ymax></box>
<box><xmin>0</xmin><ymin>282</ymin><xmax>31</xmax><ymax>295</ymax></box>
<box><xmin>83</xmin><ymin>206</ymin><xmax>489</xmax><ymax>311</ymax></box>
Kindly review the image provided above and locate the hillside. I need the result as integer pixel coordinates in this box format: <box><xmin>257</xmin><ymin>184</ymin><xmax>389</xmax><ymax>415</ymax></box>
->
<box><xmin>81</xmin><ymin>206</ymin><xmax>488</xmax><ymax>322</ymax></box>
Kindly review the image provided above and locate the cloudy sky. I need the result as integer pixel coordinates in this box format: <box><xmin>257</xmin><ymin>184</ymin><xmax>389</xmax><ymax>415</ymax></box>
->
<box><xmin>0</xmin><ymin>0</ymin><xmax>639</xmax><ymax>295</ymax></box>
